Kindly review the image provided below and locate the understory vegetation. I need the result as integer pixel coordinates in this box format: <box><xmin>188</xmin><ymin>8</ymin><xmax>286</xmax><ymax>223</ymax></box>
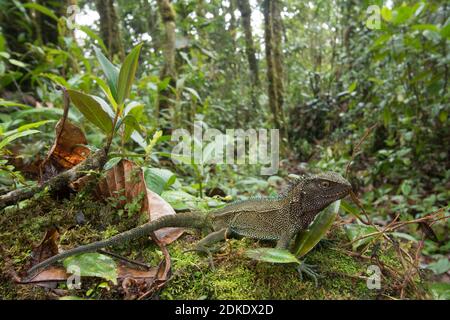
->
<box><xmin>0</xmin><ymin>0</ymin><xmax>448</xmax><ymax>300</ymax></box>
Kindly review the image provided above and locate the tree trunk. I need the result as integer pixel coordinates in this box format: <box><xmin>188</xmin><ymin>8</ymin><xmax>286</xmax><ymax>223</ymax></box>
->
<box><xmin>156</xmin><ymin>0</ymin><xmax>177</xmax><ymax>128</ymax></box>
<box><xmin>36</xmin><ymin>0</ymin><xmax>66</xmax><ymax>45</ymax></box>
<box><xmin>95</xmin><ymin>0</ymin><xmax>125</xmax><ymax>60</ymax></box>
<box><xmin>263</xmin><ymin>0</ymin><xmax>286</xmax><ymax>140</ymax></box>
<box><xmin>237</xmin><ymin>0</ymin><xmax>260</xmax><ymax>118</ymax></box>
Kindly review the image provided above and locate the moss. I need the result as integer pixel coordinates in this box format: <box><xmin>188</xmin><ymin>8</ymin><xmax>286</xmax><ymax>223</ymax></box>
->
<box><xmin>0</xmin><ymin>196</ymin><xmax>425</xmax><ymax>299</ymax></box>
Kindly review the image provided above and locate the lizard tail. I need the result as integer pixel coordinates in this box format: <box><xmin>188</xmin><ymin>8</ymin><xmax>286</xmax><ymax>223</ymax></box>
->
<box><xmin>27</xmin><ymin>211</ymin><xmax>208</xmax><ymax>278</ymax></box>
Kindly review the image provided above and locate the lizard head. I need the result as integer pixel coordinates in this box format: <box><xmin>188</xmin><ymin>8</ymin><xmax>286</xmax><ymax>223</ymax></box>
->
<box><xmin>291</xmin><ymin>171</ymin><xmax>352</xmax><ymax>213</ymax></box>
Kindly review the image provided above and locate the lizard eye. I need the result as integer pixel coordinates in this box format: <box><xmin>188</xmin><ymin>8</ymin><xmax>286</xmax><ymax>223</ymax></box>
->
<box><xmin>320</xmin><ymin>181</ymin><xmax>330</xmax><ymax>188</ymax></box>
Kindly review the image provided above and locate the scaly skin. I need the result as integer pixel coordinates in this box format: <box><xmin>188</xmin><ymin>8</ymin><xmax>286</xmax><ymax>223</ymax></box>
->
<box><xmin>27</xmin><ymin>171</ymin><xmax>352</xmax><ymax>277</ymax></box>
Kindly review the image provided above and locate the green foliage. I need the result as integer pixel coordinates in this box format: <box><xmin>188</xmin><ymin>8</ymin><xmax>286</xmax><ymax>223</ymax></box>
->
<box><xmin>63</xmin><ymin>253</ymin><xmax>118</xmax><ymax>285</ymax></box>
<box><xmin>245</xmin><ymin>248</ymin><xmax>301</xmax><ymax>264</ymax></box>
<box><xmin>67</xmin><ymin>89</ymin><xmax>113</xmax><ymax>134</ymax></box>
<box><xmin>293</xmin><ymin>200</ymin><xmax>341</xmax><ymax>257</ymax></box>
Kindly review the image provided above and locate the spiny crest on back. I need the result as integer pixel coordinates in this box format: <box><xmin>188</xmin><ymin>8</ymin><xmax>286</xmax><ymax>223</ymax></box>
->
<box><xmin>279</xmin><ymin>174</ymin><xmax>310</xmax><ymax>198</ymax></box>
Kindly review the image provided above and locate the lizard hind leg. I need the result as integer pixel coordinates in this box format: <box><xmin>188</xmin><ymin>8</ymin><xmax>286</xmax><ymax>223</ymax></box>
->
<box><xmin>183</xmin><ymin>228</ymin><xmax>228</xmax><ymax>268</ymax></box>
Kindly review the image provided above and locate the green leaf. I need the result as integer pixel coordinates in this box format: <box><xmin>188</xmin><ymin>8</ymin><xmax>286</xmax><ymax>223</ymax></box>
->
<box><xmin>92</xmin><ymin>75</ymin><xmax>118</xmax><ymax>110</ymax></box>
<box><xmin>0</xmin><ymin>130</ymin><xmax>40</xmax><ymax>150</ymax></box>
<box><xmin>117</xmin><ymin>43</ymin><xmax>143</xmax><ymax>106</ymax></box>
<box><xmin>429</xmin><ymin>283</ymin><xmax>450</xmax><ymax>300</ymax></box>
<box><xmin>400</xmin><ymin>180</ymin><xmax>412</xmax><ymax>196</ymax></box>
<box><xmin>348</xmin><ymin>82</ymin><xmax>357</xmax><ymax>93</ymax></box>
<box><xmin>0</xmin><ymin>100</ymin><xmax>32</xmax><ymax>109</ymax></box>
<box><xmin>245</xmin><ymin>248</ymin><xmax>301</xmax><ymax>264</ymax></box>
<box><xmin>3</xmin><ymin>120</ymin><xmax>53</xmax><ymax>137</ymax></box>
<box><xmin>411</xmin><ymin>24</ymin><xmax>439</xmax><ymax>32</ymax></box>
<box><xmin>67</xmin><ymin>89</ymin><xmax>113</xmax><ymax>134</ymax></box>
<box><xmin>344</xmin><ymin>224</ymin><xmax>378</xmax><ymax>251</ymax></box>
<box><xmin>103</xmin><ymin>157</ymin><xmax>122</xmax><ymax>171</ymax></box>
<box><xmin>122</xmin><ymin>114</ymin><xmax>142</xmax><ymax>141</ymax></box>
<box><xmin>63</xmin><ymin>253</ymin><xmax>118</xmax><ymax>285</ymax></box>
<box><xmin>427</xmin><ymin>258</ymin><xmax>450</xmax><ymax>275</ymax></box>
<box><xmin>8</xmin><ymin>59</ymin><xmax>27</xmax><ymax>68</ymax></box>
<box><xmin>293</xmin><ymin>200</ymin><xmax>341</xmax><ymax>257</ymax></box>
<box><xmin>381</xmin><ymin>7</ymin><xmax>392</xmax><ymax>22</ymax></box>
<box><xmin>161</xmin><ymin>190</ymin><xmax>198</xmax><ymax>210</ymax></box>
<box><xmin>440</xmin><ymin>23</ymin><xmax>450</xmax><ymax>39</ymax></box>
<box><xmin>94</xmin><ymin>47</ymin><xmax>119</xmax><ymax>102</ymax></box>
<box><xmin>23</xmin><ymin>3</ymin><xmax>58</xmax><ymax>21</ymax></box>
<box><xmin>144</xmin><ymin>168</ymin><xmax>177</xmax><ymax>195</ymax></box>
<box><xmin>392</xmin><ymin>6</ymin><xmax>414</xmax><ymax>25</ymax></box>
<box><xmin>340</xmin><ymin>200</ymin><xmax>362</xmax><ymax>220</ymax></box>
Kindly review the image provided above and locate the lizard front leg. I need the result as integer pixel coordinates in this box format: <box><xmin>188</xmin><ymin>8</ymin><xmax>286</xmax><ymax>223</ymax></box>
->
<box><xmin>184</xmin><ymin>228</ymin><xmax>229</xmax><ymax>268</ymax></box>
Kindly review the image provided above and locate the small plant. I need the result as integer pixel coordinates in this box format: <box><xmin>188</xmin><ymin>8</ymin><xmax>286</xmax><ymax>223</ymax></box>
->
<box><xmin>67</xmin><ymin>44</ymin><xmax>144</xmax><ymax>154</ymax></box>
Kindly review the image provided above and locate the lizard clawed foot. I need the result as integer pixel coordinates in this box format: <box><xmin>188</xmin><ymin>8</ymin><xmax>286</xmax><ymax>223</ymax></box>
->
<box><xmin>296</xmin><ymin>260</ymin><xmax>320</xmax><ymax>287</ymax></box>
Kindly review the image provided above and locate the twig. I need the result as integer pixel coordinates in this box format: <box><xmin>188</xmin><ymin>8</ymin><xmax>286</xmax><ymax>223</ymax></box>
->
<box><xmin>0</xmin><ymin>148</ymin><xmax>107</xmax><ymax>210</ymax></box>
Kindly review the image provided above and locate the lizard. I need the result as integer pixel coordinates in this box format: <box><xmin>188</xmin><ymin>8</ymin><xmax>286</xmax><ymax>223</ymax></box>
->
<box><xmin>27</xmin><ymin>171</ymin><xmax>352</xmax><ymax>279</ymax></box>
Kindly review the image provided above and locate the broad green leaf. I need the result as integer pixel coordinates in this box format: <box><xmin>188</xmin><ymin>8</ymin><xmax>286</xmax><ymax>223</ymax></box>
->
<box><xmin>94</xmin><ymin>47</ymin><xmax>119</xmax><ymax>102</ymax></box>
<box><xmin>429</xmin><ymin>283</ymin><xmax>450</xmax><ymax>300</ymax></box>
<box><xmin>344</xmin><ymin>224</ymin><xmax>378</xmax><ymax>251</ymax></box>
<box><xmin>0</xmin><ymin>129</ymin><xmax>40</xmax><ymax>150</ymax></box>
<box><xmin>67</xmin><ymin>89</ymin><xmax>113</xmax><ymax>134</ymax></box>
<box><xmin>427</xmin><ymin>258</ymin><xmax>450</xmax><ymax>275</ymax></box>
<box><xmin>144</xmin><ymin>168</ymin><xmax>178</xmax><ymax>195</ymax></box>
<box><xmin>63</xmin><ymin>253</ymin><xmax>118</xmax><ymax>285</ymax></box>
<box><xmin>103</xmin><ymin>157</ymin><xmax>122</xmax><ymax>171</ymax></box>
<box><xmin>91</xmin><ymin>95</ymin><xmax>115</xmax><ymax>119</ymax></box>
<box><xmin>161</xmin><ymin>190</ymin><xmax>198</xmax><ymax>210</ymax></box>
<box><xmin>293</xmin><ymin>200</ymin><xmax>341</xmax><ymax>257</ymax></box>
<box><xmin>117</xmin><ymin>43</ymin><xmax>143</xmax><ymax>106</ymax></box>
<box><xmin>131</xmin><ymin>131</ymin><xmax>147</xmax><ymax>149</ymax></box>
<box><xmin>23</xmin><ymin>3</ymin><xmax>58</xmax><ymax>21</ymax></box>
<box><xmin>92</xmin><ymin>75</ymin><xmax>118</xmax><ymax>110</ymax></box>
<box><xmin>245</xmin><ymin>248</ymin><xmax>300</xmax><ymax>264</ymax></box>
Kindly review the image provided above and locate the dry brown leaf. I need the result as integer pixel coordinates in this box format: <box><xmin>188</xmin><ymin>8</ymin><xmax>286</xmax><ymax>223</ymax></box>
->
<box><xmin>29</xmin><ymin>227</ymin><xmax>60</xmax><ymax>266</ymax></box>
<box><xmin>96</xmin><ymin>159</ymin><xmax>184</xmax><ymax>244</ymax></box>
<box><xmin>40</xmin><ymin>119</ymin><xmax>90</xmax><ymax>182</ymax></box>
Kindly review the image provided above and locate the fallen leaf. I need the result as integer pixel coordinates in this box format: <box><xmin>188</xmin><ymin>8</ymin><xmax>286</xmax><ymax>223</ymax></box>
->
<box><xmin>19</xmin><ymin>263</ymin><xmax>159</xmax><ymax>284</ymax></box>
<box><xmin>96</xmin><ymin>159</ymin><xmax>183</xmax><ymax>244</ymax></box>
<box><xmin>29</xmin><ymin>227</ymin><xmax>60</xmax><ymax>266</ymax></box>
<box><xmin>40</xmin><ymin>119</ymin><xmax>90</xmax><ymax>182</ymax></box>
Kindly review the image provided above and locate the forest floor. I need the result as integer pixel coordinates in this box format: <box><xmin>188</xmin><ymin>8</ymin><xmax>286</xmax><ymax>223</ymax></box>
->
<box><xmin>0</xmin><ymin>193</ymin><xmax>432</xmax><ymax>300</ymax></box>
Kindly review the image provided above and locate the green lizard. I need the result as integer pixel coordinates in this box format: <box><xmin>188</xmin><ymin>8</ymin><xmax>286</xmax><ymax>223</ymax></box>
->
<box><xmin>27</xmin><ymin>171</ymin><xmax>352</xmax><ymax>278</ymax></box>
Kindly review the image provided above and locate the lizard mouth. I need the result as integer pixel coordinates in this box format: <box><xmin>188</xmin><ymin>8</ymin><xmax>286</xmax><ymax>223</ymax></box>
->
<box><xmin>323</xmin><ymin>188</ymin><xmax>351</xmax><ymax>199</ymax></box>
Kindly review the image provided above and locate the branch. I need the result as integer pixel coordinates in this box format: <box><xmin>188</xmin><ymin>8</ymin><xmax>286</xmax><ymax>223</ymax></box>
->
<box><xmin>0</xmin><ymin>148</ymin><xmax>107</xmax><ymax>211</ymax></box>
